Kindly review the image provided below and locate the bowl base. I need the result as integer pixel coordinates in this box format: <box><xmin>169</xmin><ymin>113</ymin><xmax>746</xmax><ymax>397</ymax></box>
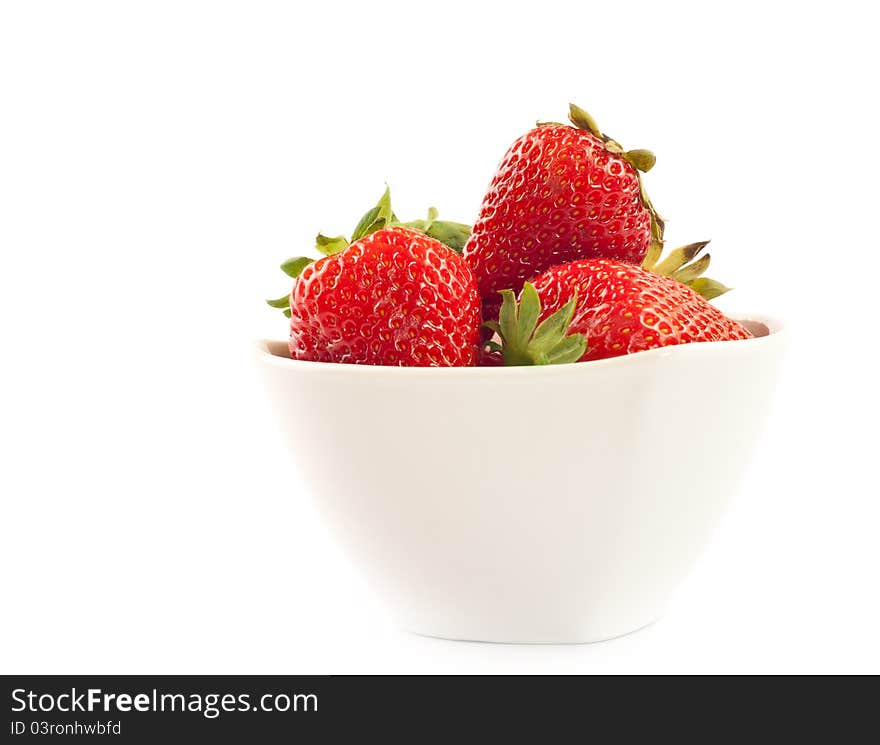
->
<box><xmin>404</xmin><ymin>616</ymin><xmax>660</xmax><ymax>645</ymax></box>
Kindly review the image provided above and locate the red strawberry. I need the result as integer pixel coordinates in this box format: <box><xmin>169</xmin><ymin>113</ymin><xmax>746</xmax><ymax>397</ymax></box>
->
<box><xmin>286</xmin><ymin>227</ymin><xmax>481</xmax><ymax>366</ymax></box>
<box><xmin>488</xmin><ymin>258</ymin><xmax>751</xmax><ymax>365</ymax></box>
<box><xmin>464</xmin><ymin>104</ymin><xmax>664</xmax><ymax>305</ymax></box>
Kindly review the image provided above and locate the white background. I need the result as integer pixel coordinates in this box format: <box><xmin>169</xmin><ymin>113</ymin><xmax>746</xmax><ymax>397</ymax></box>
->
<box><xmin>1</xmin><ymin>1</ymin><xmax>877</xmax><ymax>673</ymax></box>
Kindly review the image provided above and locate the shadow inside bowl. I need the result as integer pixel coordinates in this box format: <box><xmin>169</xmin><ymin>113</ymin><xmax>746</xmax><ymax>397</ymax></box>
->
<box><xmin>739</xmin><ymin>319</ymin><xmax>769</xmax><ymax>337</ymax></box>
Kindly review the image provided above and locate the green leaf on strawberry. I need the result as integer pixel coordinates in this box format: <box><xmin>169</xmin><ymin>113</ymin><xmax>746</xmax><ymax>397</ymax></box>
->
<box><xmin>641</xmin><ymin>239</ymin><xmax>732</xmax><ymax>300</ymax></box>
<box><xmin>484</xmin><ymin>282</ymin><xmax>587</xmax><ymax>366</ymax></box>
<box><xmin>350</xmin><ymin>185</ymin><xmax>397</xmax><ymax>242</ymax></box>
<box><xmin>623</xmin><ymin>149</ymin><xmax>656</xmax><ymax>173</ymax></box>
<box><xmin>280</xmin><ymin>256</ymin><xmax>314</xmax><ymax>278</ymax></box>
<box><xmin>314</xmin><ymin>234</ymin><xmax>349</xmax><ymax>257</ymax></box>
<box><xmin>402</xmin><ymin>207</ymin><xmax>472</xmax><ymax>254</ymax></box>
<box><xmin>265</xmin><ymin>293</ymin><xmax>292</xmax><ymax>318</ymax></box>
<box><xmin>687</xmin><ymin>277</ymin><xmax>731</xmax><ymax>300</ymax></box>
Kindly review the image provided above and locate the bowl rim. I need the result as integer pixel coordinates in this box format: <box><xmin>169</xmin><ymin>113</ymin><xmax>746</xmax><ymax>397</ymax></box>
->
<box><xmin>257</xmin><ymin>313</ymin><xmax>785</xmax><ymax>376</ymax></box>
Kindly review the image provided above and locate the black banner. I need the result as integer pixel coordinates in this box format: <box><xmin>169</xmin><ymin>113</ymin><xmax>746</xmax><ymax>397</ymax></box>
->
<box><xmin>2</xmin><ymin>674</ymin><xmax>867</xmax><ymax>740</ymax></box>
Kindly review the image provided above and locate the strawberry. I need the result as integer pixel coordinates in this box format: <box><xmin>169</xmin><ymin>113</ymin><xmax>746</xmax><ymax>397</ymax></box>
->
<box><xmin>488</xmin><ymin>258</ymin><xmax>751</xmax><ymax>365</ymax></box>
<box><xmin>285</xmin><ymin>227</ymin><xmax>480</xmax><ymax>366</ymax></box>
<box><xmin>464</xmin><ymin>104</ymin><xmax>664</xmax><ymax>306</ymax></box>
<box><xmin>265</xmin><ymin>186</ymin><xmax>480</xmax><ymax>365</ymax></box>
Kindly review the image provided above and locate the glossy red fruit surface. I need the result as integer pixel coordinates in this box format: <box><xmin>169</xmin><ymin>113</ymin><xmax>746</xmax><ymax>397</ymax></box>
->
<box><xmin>288</xmin><ymin>227</ymin><xmax>481</xmax><ymax>366</ymax></box>
<box><xmin>530</xmin><ymin>258</ymin><xmax>752</xmax><ymax>362</ymax></box>
<box><xmin>464</xmin><ymin>124</ymin><xmax>653</xmax><ymax>300</ymax></box>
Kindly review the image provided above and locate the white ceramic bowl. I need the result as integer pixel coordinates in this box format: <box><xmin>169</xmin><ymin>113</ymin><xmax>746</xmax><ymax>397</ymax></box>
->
<box><xmin>258</xmin><ymin>315</ymin><xmax>785</xmax><ymax>643</ymax></box>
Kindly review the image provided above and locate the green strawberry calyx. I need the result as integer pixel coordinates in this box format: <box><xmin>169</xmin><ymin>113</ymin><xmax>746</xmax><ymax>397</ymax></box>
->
<box><xmin>483</xmin><ymin>283</ymin><xmax>587</xmax><ymax>366</ymax></box>
<box><xmin>641</xmin><ymin>240</ymin><xmax>731</xmax><ymax>300</ymax></box>
<box><xmin>265</xmin><ymin>187</ymin><xmax>472</xmax><ymax>317</ymax></box>
<box><xmin>401</xmin><ymin>207</ymin><xmax>471</xmax><ymax>254</ymax></box>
